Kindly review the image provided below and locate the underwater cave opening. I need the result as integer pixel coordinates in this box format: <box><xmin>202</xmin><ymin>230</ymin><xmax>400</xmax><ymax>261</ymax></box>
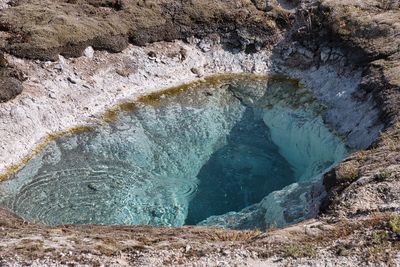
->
<box><xmin>185</xmin><ymin>108</ymin><xmax>297</xmax><ymax>225</ymax></box>
<box><xmin>0</xmin><ymin>75</ymin><xmax>348</xmax><ymax>229</ymax></box>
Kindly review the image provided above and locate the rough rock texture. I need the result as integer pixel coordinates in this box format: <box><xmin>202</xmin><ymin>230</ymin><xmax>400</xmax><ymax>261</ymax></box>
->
<box><xmin>319</xmin><ymin>0</ymin><xmax>400</xmax><ymax>60</ymax></box>
<box><xmin>0</xmin><ymin>0</ymin><xmax>399</xmax><ymax>265</ymax></box>
<box><xmin>260</xmin><ymin>0</ymin><xmax>400</xmax><ymax>226</ymax></box>
<box><xmin>0</xmin><ymin>70</ymin><xmax>23</xmax><ymax>102</ymax></box>
<box><xmin>0</xmin><ymin>208</ymin><xmax>399</xmax><ymax>266</ymax></box>
<box><xmin>303</xmin><ymin>0</ymin><xmax>400</xmax><ymax>221</ymax></box>
<box><xmin>0</xmin><ymin>0</ymin><xmax>288</xmax><ymax>100</ymax></box>
<box><xmin>0</xmin><ymin>53</ymin><xmax>25</xmax><ymax>102</ymax></box>
<box><xmin>0</xmin><ymin>0</ymin><xmax>283</xmax><ymax>60</ymax></box>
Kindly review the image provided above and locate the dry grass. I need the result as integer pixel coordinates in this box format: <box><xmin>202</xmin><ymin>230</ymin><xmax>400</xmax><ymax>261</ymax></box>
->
<box><xmin>282</xmin><ymin>244</ymin><xmax>317</xmax><ymax>258</ymax></box>
<box><xmin>204</xmin><ymin>229</ymin><xmax>262</xmax><ymax>241</ymax></box>
<box><xmin>389</xmin><ymin>214</ymin><xmax>400</xmax><ymax>235</ymax></box>
<box><xmin>335</xmin><ymin>160</ymin><xmax>360</xmax><ymax>183</ymax></box>
<box><xmin>374</xmin><ymin>169</ymin><xmax>392</xmax><ymax>181</ymax></box>
<box><xmin>355</xmin><ymin>150</ymin><xmax>369</xmax><ymax>162</ymax></box>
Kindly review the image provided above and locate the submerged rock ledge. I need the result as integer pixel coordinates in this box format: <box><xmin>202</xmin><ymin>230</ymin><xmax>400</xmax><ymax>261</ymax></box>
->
<box><xmin>0</xmin><ymin>75</ymin><xmax>349</xmax><ymax>229</ymax></box>
<box><xmin>0</xmin><ymin>0</ymin><xmax>399</xmax><ymax>265</ymax></box>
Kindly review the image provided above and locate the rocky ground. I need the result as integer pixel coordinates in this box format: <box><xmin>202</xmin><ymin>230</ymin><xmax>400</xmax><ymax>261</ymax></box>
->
<box><xmin>0</xmin><ymin>0</ymin><xmax>399</xmax><ymax>266</ymax></box>
<box><xmin>1</xmin><ymin>208</ymin><xmax>400</xmax><ymax>266</ymax></box>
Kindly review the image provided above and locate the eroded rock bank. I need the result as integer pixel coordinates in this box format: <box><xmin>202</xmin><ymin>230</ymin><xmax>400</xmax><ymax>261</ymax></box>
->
<box><xmin>297</xmin><ymin>0</ymin><xmax>400</xmax><ymax>221</ymax></box>
<box><xmin>0</xmin><ymin>0</ymin><xmax>285</xmax><ymax>60</ymax></box>
<box><xmin>0</xmin><ymin>0</ymin><xmax>399</xmax><ymax>265</ymax></box>
<box><xmin>0</xmin><ymin>0</ymin><xmax>286</xmax><ymax>102</ymax></box>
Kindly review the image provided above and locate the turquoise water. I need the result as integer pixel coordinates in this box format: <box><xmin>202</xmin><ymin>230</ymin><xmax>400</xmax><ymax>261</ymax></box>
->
<box><xmin>186</xmin><ymin>108</ymin><xmax>295</xmax><ymax>225</ymax></box>
<box><xmin>0</xmin><ymin>77</ymin><xmax>347</xmax><ymax>227</ymax></box>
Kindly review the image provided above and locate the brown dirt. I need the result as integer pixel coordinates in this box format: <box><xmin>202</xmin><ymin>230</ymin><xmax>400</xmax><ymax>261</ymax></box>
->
<box><xmin>0</xmin><ymin>0</ymin><xmax>285</xmax><ymax>61</ymax></box>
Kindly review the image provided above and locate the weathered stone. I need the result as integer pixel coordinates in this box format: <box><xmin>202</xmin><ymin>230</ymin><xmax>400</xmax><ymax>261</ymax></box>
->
<box><xmin>252</xmin><ymin>0</ymin><xmax>267</xmax><ymax>10</ymax></box>
<box><xmin>83</xmin><ymin>46</ymin><xmax>94</xmax><ymax>59</ymax></box>
<box><xmin>0</xmin><ymin>76</ymin><xmax>22</xmax><ymax>102</ymax></box>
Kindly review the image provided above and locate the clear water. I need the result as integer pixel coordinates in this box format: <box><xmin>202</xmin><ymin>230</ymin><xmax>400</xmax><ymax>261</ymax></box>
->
<box><xmin>0</xmin><ymin>76</ymin><xmax>347</xmax><ymax>228</ymax></box>
<box><xmin>186</xmin><ymin>108</ymin><xmax>295</xmax><ymax>225</ymax></box>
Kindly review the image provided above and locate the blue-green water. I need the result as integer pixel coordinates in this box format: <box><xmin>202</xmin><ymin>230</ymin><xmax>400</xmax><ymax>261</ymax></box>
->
<box><xmin>186</xmin><ymin>108</ymin><xmax>295</xmax><ymax>225</ymax></box>
<box><xmin>0</xmin><ymin>76</ymin><xmax>347</xmax><ymax>228</ymax></box>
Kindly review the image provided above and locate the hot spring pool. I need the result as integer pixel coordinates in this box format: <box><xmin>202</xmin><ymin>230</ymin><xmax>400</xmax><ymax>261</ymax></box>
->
<box><xmin>0</xmin><ymin>75</ymin><xmax>348</xmax><ymax>229</ymax></box>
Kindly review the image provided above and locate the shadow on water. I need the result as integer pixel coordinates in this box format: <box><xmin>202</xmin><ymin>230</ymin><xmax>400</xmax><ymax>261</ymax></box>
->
<box><xmin>185</xmin><ymin>108</ymin><xmax>295</xmax><ymax>225</ymax></box>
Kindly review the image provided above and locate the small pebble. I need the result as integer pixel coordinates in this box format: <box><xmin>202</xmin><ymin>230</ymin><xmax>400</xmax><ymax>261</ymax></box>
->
<box><xmin>67</xmin><ymin>77</ymin><xmax>77</xmax><ymax>84</ymax></box>
<box><xmin>84</xmin><ymin>46</ymin><xmax>95</xmax><ymax>59</ymax></box>
<box><xmin>148</xmin><ymin>51</ymin><xmax>157</xmax><ymax>60</ymax></box>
